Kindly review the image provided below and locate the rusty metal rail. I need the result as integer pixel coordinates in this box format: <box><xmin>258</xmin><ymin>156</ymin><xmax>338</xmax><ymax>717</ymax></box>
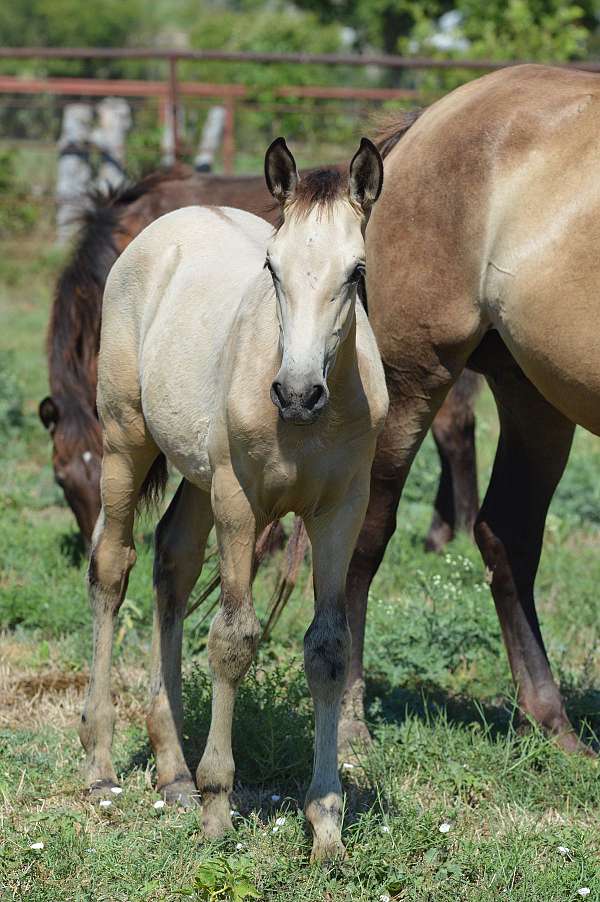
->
<box><xmin>2</xmin><ymin>46</ymin><xmax>600</xmax><ymax>71</ymax></box>
<box><xmin>2</xmin><ymin>47</ymin><xmax>598</xmax><ymax>172</ymax></box>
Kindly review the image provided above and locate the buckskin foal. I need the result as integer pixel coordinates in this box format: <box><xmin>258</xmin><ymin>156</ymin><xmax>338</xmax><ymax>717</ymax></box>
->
<box><xmin>80</xmin><ymin>137</ymin><xmax>388</xmax><ymax>859</ymax></box>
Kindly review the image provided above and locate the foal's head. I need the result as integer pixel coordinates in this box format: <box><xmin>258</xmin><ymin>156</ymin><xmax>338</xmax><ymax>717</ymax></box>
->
<box><xmin>264</xmin><ymin>137</ymin><xmax>383</xmax><ymax>425</ymax></box>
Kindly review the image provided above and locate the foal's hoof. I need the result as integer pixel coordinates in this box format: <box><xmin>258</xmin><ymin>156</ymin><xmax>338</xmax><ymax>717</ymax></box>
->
<box><xmin>310</xmin><ymin>839</ymin><xmax>346</xmax><ymax>864</ymax></box>
<box><xmin>201</xmin><ymin>811</ymin><xmax>234</xmax><ymax>839</ymax></box>
<box><xmin>161</xmin><ymin>779</ymin><xmax>201</xmax><ymax>808</ymax></box>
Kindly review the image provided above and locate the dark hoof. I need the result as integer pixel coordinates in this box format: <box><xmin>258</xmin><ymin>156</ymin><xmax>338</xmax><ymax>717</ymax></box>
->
<box><xmin>554</xmin><ymin>729</ymin><xmax>597</xmax><ymax>758</ymax></box>
<box><xmin>88</xmin><ymin>779</ymin><xmax>121</xmax><ymax>798</ymax></box>
<box><xmin>160</xmin><ymin>779</ymin><xmax>201</xmax><ymax>808</ymax></box>
<box><xmin>424</xmin><ymin>523</ymin><xmax>453</xmax><ymax>553</ymax></box>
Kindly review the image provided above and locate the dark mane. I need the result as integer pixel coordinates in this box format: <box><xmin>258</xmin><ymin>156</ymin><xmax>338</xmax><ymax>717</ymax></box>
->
<box><xmin>290</xmin><ymin>168</ymin><xmax>345</xmax><ymax>216</ymax></box>
<box><xmin>47</xmin><ymin>167</ymin><xmax>189</xmax><ymax>452</ymax></box>
<box><xmin>375</xmin><ymin>108</ymin><xmax>423</xmax><ymax>159</ymax></box>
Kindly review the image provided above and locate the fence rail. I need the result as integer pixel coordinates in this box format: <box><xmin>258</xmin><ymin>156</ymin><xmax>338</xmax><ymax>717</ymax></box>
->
<box><xmin>2</xmin><ymin>46</ymin><xmax>600</xmax><ymax>71</ymax></box>
<box><xmin>3</xmin><ymin>46</ymin><xmax>600</xmax><ymax>176</ymax></box>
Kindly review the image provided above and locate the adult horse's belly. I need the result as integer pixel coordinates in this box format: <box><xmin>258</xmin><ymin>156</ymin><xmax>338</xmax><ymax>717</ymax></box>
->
<box><xmin>485</xmin><ymin>259</ymin><xmax>600</xmax><ymax>435</ymax></box>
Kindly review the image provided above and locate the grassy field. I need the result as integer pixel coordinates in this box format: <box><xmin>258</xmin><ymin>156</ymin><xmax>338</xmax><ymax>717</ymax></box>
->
<box><xmin>0</xmin><ymin>235</ymin><xmax>599</xmax><ymax>901</ymax></box>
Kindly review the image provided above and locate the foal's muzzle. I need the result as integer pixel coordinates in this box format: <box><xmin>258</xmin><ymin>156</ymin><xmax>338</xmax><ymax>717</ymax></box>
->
<box><xmin>270</xmin><ymin>377</ymin><xmax>329</xmax><ymax>424</ymax></box>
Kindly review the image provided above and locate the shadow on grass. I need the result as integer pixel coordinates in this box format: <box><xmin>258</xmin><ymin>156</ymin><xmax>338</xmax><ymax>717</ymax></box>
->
<box><xmin>365</xmin><ymin>673</ymin><xmax>600</xmax><ymax>751</ymax></box>
<box><xmin>122</xmin><ymin>666</ymin><xmax>599</xmax><ymax>812</ymax></box>
<box><xmin>59</xmin><ymin>531</ymin><xmax>87</xmax><ymax>567</ymax></box>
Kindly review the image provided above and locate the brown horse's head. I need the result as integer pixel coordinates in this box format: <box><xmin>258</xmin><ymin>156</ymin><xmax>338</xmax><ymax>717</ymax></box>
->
<box><xmin>39</xmin><ymin>394</ymin><xmax>102</xmax><ymax>545</ymax></box>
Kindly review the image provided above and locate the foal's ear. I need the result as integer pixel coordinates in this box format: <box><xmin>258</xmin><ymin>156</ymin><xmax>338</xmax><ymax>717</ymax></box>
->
<box><xmin>39</xmin><ymin>395</ymin><xmax>59</xmax><ymax>432</ymax></box>
<box><xmin>264</xmin><ymin>137</ymin><xmax>299</xmax><ymax>204</ymax></box>
<box><xmin>349</xmin><ymin>137</ymin><xmax>384</xmax><ymax>214</ymax></box>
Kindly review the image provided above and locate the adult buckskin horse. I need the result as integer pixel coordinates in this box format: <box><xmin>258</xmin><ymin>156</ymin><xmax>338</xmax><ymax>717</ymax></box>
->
<box><xmin>344</xmin><ymin>64</ymin><xmax>599</xmax><ymax>754</ymax></box>
<box><xmin>39</xmin><ymin>157</ymin><xmax>479</xmax><ymax>551</ymax></box>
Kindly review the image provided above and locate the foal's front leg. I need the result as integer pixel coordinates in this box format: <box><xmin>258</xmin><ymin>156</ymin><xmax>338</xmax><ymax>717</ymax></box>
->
<box><xmin>196</xmin><ymin>468</ymin><xmax>261</xmax><ymax>838</ymax></box>
<box><xmin>303</xmin><ymin>471</ymin><xmax>371</xmax><ymax>862</ymax></box>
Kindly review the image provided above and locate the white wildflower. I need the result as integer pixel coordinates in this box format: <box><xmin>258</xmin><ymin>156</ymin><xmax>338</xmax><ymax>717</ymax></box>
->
<box><xmin>85</xmin><ymin>848</ymin><xmax>96</xmax><ymax>853</ymax></box>
<box><xmin>99</xmin><ymin>799</ymin><xmax>112</xmax><ymax>809</ymax></box>
<box><xmin>236</xmin><ymin>843</ymin><xmax>244</xmax><ymax>851</ymax></box>
<box><xmin>577</xmin><ymin>890</ymin><xmax>590</xmax><ymax>898</ymax></box>
<box><xmin>342</xmin><ymin>762</ymin><xmax>354</xmax><ymax>770</ymax></box>
<box><xmin>380</xmin><ymin>895</ymin><xmax>391</xmax><ymax>902</ymax></box>
<box><xmin>557</xmin><ymin>845</ymin><xmax>570</xmax><ymax>856</ymax></box>
<box><xmin>272</xmin><ymin>826</ymin><xmax>279</xmax><ymax>834</ymax></box>
<box><xmin>275</xmin><ymin>817</ymin><xmax>286</xmax><ymax>827</ymax></box>
<box><xmin>381</xmin><ymin>825</ymin><xmax>390</xmax><ymax>834</ymax></box>
<box><xmin>29</xmin><ymin>842</ymin><xmax>44</xmax><ymax>850</ymax></box>
<box><xmin>153</xmin><ymin>800</ymin><xmax>166</xmax><ymax>810</ymax></box>
<box><xmin>439</xmin><ymin>822</ymin><xmax>451</xmax><ymax>833</ymax></box>
<box><xmin>110</xmin><ymin>786</ymin><xmax>122</xmax><ymax>795</ymax></box>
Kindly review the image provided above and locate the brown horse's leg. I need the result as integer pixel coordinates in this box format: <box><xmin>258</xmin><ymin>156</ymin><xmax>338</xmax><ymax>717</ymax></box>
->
<box><xmin>340</xmin><ymin>367</ymin><xmax>467</xmax><ymax>753</ymax></box>
<box><xmin>79</xmin><ymin>437</ymin><xmax>158</xmax><ymax>792</ymax></box>
<box><xmin>474</xmin><ymin>361</ymin><xmax>591</xmax><ymax>754</ymax></box>
<box><xmin>341</xmin><ymin>470</ymin><xmax>402</xmax><ymax>751</ymax></box>
<box><xmin>147</xmin><ymin>479</ymin><xmax>213</xmax><ymax>807</ymax></box>
<box><xmin>426</xmin><ymin>371</ymin><xmax>480</xmax><ymax>552</ymax></box>
<box><xmin>196</xmin><ymin>468</ymin><xmax>261</xmax><ymax>838</ymax></box>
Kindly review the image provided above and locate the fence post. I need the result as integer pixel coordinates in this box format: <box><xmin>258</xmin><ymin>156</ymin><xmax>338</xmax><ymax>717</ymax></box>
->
<box><xmin>194</xmin><ymin>105</ymin><xmax>226</xmax><ymax>172</ymax></box>
<box><xmin>93</xmin><ymin>97</ymin><xmax>132</xmax><ymax>191</ymax></box>
<box><xmin>222</xmin><ymin>98</ymin><xmax>236</xmax><ymax>175</ymax></box>
<box><xmin>55</xmin><ymin>102</ymin><xmax>94</xmax><ymax>246</ymax></box>
<box><xmin>161</xmin><ymin>56</ymin><xmax>180</xmax><ymax>166</ymax></box>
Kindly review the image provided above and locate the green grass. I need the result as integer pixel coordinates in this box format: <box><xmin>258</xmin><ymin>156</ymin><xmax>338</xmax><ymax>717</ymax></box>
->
<box><xmin>0</xmin><ymin>236</ymin><xmax>599</xmax><ymax>900</ymax></box>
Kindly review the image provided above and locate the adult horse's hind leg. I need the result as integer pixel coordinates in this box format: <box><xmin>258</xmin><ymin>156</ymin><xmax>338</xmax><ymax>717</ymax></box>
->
<box><xmin>196</xmin><ymin>468</ymin><xmax>261</xmax><ymax>838</ymax></box>
<box><xmin>147</xmin><ymin>479</ymin><xmax>214</xmax><ymax>806</ymax></box>
<box><xmin>303</xmin><ymin>470</ymin><xmax>370</xmax><ymax>861</ymax></box>
<box><xmin>474</xmin><ymin>349</ymin><xmax>590</xmax><ymax>754</ymax></box>
<box><xmin>79</xmin><ymin>433</ymin><xmax>159</xmax><ymax>792</ymax></box>
<box><xmin>426</xmin><ymin>371</ymin><xmax>480</xmax><ymax>552</ymax></box>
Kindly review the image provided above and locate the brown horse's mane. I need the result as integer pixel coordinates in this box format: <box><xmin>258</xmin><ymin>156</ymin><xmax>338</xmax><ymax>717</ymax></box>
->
<box><xmin>47</xmin><ymin>167</ymin><xmax>193</xmax><ymax>451</ymax></box>
<box><xmin>375</xmin><ymin>108</ymin><xmax>423</xmax><ymax>159</ymax></box>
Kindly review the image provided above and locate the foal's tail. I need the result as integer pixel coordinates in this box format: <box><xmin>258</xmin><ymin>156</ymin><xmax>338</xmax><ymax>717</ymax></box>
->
<box><xmin>138</xmin><ymin>453</ymin><xmax>169</xmax><ymax>512</ymax></box>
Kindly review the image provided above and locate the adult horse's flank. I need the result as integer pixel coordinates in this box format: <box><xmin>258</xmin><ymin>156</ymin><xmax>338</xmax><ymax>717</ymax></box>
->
<box><xmin>40</xmin><ymin>147</ymin><xmax>479</xmax><ymax>551</ymax></box>
<box><xmin>347</xmin><ymin>64</ymin><xmax>600</xmax><ymax>754</ymax></box>
<box><xmin>80</xmin><ymin>138</ymin><xmax>388</xmax><ymax>859</ymax></box>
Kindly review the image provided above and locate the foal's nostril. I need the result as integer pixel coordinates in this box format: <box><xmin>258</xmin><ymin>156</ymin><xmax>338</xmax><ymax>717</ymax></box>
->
<box><xmin>271</xmin><ymin>381</ymin><xmax>289</xmax><ymax>409</ymax></box>
<box><xmin>305</xmin><ymin>384</ymin><xmax>325</xmax><ymax>411</ymax></box>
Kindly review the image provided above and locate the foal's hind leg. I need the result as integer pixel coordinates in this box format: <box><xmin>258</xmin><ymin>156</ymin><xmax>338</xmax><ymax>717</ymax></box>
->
<box><xmin>147</xmin><ymin>479</ymin><xmax>213</xmax><ymax>807</ymax></box>
<box><xmin>79</xmin><ymin>434</ymin><xmax>159</xmax><ymax>792</ymax></box>
<box><xmin>302</xmin><ymin>470</ymin><xmax>370</xmax><ymax>861</ymax></box>
<box><xmin>475</xmin><ymin>359</ymin><xmax>591</xmax><ymax>754</ymax></box>
<box><xmin>196</xmin><ymin>468</ymin><xmax>261</xmax><ymax>837</ymax></box>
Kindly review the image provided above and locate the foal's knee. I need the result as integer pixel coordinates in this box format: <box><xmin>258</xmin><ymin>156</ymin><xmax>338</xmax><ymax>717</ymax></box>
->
<box><xmin>88</xmin><ymin>533</ymin><xmax>136</xmax><ymax>607</ymax></box>
<box><xmin>304</xmin><ymin>606</ymin><xmax>351</xmax><ymax>702</ymax></box>
<box><xmin>208</xmin><ymin>598</ymin><xmax>261</xmax><ymax>685</ymax></box>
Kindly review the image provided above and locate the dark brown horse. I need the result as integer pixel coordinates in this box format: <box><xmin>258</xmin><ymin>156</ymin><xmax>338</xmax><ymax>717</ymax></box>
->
<box><xmin>40</xmin><ymin>154</ymin><xmax>479</xmax><ymax>548</ymax></box>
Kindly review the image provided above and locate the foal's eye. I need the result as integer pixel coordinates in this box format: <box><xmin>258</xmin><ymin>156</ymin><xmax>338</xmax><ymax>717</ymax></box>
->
<box><xmin>349</xmin><ymin>263</ymin><xmax>366</xmax><ymax>283</ymax></box>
